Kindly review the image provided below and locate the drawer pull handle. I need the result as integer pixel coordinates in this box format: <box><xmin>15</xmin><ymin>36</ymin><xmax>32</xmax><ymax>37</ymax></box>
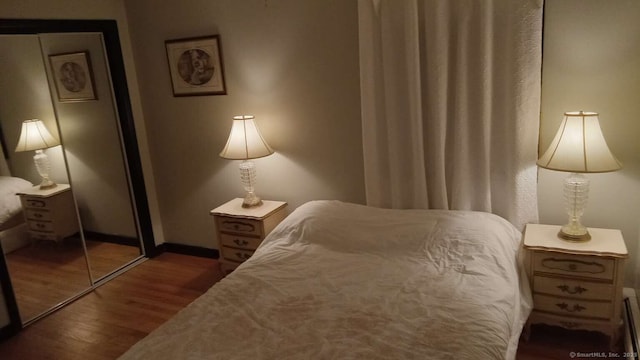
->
<box><xmin>557</xmin><ymin>285</ymin><xmax>587</xmax><ymax>295</ymax></box>
<box><xmin>541</xmin><ymin>258</ymin><xmax>606</xmax><ymax>274</ymax></box>
<box><xmin>222</xmin><ymin>221</ymin><xmax>255</xmax><ymax>233</ymax></box>
<box><xmin>559</xmin><ymin>321</ymin><xmax>580</xmax><ymax>329</ymax></box>
<box><xmin>235</xmin><ymin>252</ymin><xmax>251</xmax><ymax>261</ymax></box>
<box><xmin>36</xmin><ymin>223</ymin><xmax>46</xmax><ymax>229</ymax></box>
<box><xmin>233</xmin><ymin>239</ymin><xmax>249</xmax><ymax>247</ymax></box>
<box><xmin>556</xmin><ymin>302</ymin><xmax>586</xmax><ymax>313</ymax></box>
<box><xmin>34</xmin><ymin>213</ymin><xmax>44</xmax><ymax>218</ymax></box>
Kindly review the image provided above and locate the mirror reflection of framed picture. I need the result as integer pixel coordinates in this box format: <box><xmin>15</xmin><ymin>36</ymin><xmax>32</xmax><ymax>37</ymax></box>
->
<box><xmin>165</xmin><ymin>35</ymin><xmax>227</xmax><ymax>97</ymax></box>
<box><xmin>49</xmin><ymin>51</ymin><xmax>97</xmax><ymax>102</ymax></box>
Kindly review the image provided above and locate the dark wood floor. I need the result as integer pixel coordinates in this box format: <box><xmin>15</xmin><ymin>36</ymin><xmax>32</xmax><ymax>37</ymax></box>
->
<box><xmin>0</xmin><ymin>252</ymin><xmax>620</xmax><ymax>359</ymax></box>
<box><xmin>4</xmin><ymin>238</ymin><xmax>141</xmax><ymax>322</ymax></box>
<box><xmin>0</xmin><ymin>252</ymin><xmax>222</xmax><ymax>360</ymax></box>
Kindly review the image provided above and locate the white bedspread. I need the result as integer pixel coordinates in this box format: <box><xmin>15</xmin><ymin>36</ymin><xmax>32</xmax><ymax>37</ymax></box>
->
<box><xmin>0</xmin><ymin>176</ymin><xmax>32</xmax><ymax>225</ymax></box>
<box><xmin>120</xmin><ymin>200</ymin><xmax>532</xmax><ymax>360</ymax></box>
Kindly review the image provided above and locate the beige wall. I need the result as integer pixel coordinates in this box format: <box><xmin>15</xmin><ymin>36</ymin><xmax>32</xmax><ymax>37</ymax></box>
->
<box><xmin>124</xmin><ymin>0</ymin><xmax>365</xmax><ymax>247</ymax></box>
<box><xmin>539</xmin><ymin>0</ymin><xmax>640</xmax><ymax>286</ymax></box>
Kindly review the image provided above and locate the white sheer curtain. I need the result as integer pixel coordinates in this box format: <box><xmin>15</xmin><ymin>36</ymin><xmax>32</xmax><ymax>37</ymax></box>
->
<box><xmin>358</xmin><ymin>0</ymin><xmax>542</xmax><ymax>230</ymax></box>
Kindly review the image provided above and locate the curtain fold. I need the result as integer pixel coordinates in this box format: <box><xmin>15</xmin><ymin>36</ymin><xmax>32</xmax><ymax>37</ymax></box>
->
<box><xmin>358</xmin><ymin>0</ymin><xmax>542</xmax><ymax>230</ymax></box>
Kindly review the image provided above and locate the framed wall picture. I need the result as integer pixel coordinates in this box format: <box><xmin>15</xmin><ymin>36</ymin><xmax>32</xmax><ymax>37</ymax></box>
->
<box><xmin>165</xmin><ymin>35</ymin><xmax>227</xmax><ymax>96</ymax></box>
<box><xmin>49</xmin><ymin>51</ymin><xmax>97</xmax><ymax>102</ymax></box>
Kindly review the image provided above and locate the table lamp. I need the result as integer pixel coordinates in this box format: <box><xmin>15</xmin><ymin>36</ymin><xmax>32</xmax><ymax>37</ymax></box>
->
<box><xmin>15</xmin><ymin>119</ymin><xmax>61</xmax><ymax>189</ymax></box>
<box><xmin>219</xmin><ymin>115</ymin><xmax>274</xmax><ymax>208</ymax></box>
<box><xmin>537</xmin><ymin>111</ymin><xmax>622</xmax><ymax>241</ymax></box>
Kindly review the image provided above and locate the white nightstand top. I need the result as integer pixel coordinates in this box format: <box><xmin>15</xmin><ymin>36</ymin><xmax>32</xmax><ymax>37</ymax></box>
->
<box><xmin>524</xmin><ymin>223</ymin><xmax>628</xmax><ymax>258</ymax></box>
<box><xmin>17</xmin><ymin>183</ymin><xmax>71</xmax><ymax>197</ymax></box>
<box><xmin>210</xmin><ymin>198</ymin><xmax>287</xmax><ymax>220</ymax></box>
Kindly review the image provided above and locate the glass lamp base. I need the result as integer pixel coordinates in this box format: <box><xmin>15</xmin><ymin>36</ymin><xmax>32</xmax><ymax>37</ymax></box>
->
<box><xmin>238</xmin><ymin>160</ymin><xmax>263</xmax><ymax>208</ymax></box>
<box><xmin>242</xmin><ymin>192</ymin><xmax>262</xmax><ymax>208</ymax></box>
<box><xmin>39</xmin><ymin>179</ymin><xmax>57</xmax><ymax>190</ymax></box>
<box><xmin>558</xmin><ymin>224</ymin><xmax>591</xmax><ymax>242</ymax></box>
<box><xmin>34</xmin><ymin>150</ymin><xmax>56</xmax><ymax>190</ymax></box>
<box><xmin>559</xmin><ymin>173</ymin><xmax>591</xmax><ymax>242</ymax></box>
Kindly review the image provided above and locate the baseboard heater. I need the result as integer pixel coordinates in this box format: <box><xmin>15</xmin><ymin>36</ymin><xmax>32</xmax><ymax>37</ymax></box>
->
<box><xmin>624</xmin><ymin>288</ymin><xmax>640</xmax><ymax>359</ymax></box>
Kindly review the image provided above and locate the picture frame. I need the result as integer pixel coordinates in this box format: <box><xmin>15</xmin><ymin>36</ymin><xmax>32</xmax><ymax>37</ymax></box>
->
<box><xmin>49</xmin><ymin>51</ymin><xmax>97</xmax><ymax>102</ymax></box>
<box><xmin>165</xmin><ymin>35</ymin><xmax>227</xmax><ymax>96</ymax></box>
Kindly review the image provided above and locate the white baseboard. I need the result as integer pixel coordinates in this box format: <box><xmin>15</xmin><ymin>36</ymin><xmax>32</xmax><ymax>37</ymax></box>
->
<box><xmin>624</xmin><ymin>287</ymin><xmax>639</xmax><ymax>359</ymax></box>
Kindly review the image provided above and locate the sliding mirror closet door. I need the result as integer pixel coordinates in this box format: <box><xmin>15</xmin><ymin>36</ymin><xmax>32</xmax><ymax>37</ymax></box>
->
<box><xmin>39</xmin><ymin>32</ymin><xmax>143</xmax><ymax>281</ymax></box>
<box><xmin>0</xmin><ymin>19</ymin><xmax>155</xmax><ymax>331</ymax></box>
<box><xmin>0</xmin><ymin>34</ymin><xmax>91</xmax><ymax>324</ymax></box>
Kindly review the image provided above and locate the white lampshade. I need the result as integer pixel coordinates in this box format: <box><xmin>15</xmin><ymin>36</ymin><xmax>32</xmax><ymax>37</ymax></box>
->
<box><xmin>537</xmin><ymin>111</ymin><xmax>622</xmax><ymax>173</ymax></box>
<box><xmin>219</xmin><ymin>115</ymin><xmax>273</xmax><ymax>160</ymax></box>
<box><xmin>15</xmin><ymin>119</ymin><xmax>60</xmax><ymax>152</ymax></box>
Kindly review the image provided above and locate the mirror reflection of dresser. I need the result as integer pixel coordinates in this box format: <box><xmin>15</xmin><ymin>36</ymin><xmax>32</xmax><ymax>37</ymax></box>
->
<box><xmin>0</xmin><ymin>19</ymin><xmax>156</xmax><ymax>330</ymax></box>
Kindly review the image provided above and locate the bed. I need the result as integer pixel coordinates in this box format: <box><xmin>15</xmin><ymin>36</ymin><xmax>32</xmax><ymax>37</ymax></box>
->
<box><xmin>0</xmin><ymin>176</ymin><xmax>33</xmax><ymax>229</ymax></box>
<box><xmin>119</xmin><ymin>200</ymin><xmax>532</xmax><ymax>360</ymax></box>
<box><xmin>0</xmin><ymin>176</ymin><xmax>33</xmax><ymax>252</ymax></box>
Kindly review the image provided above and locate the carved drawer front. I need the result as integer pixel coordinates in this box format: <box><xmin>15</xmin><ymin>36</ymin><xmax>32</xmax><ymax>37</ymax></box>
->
<box><xmin>25</xmin><ymin>209</ymin><xmax>52</xmax><ymax>221</ymax></box>
<box><xmin>216</xmin><ymin>217</ymin><xmax>262</xmax><ymax>237</ymax></box>
<box><xmin>28</xmin><ymin>221</ymin><xmax>54</xmax><ymax>232</ymax></box>
<box><xmin>220</xmin><ymin>234</ymin><xmax>262</xmax><ymax>251</ymax></box>
<box><xmin>533</xmin><ymin>276</ymin><xmax>613</xmax><ymax>301</ymax></box>
<box><xmin>21</xmin><ymin>197</ymin><xmax>51</xmax><ymax>209</ymax></box>
<box><xmin>532</xmin><ymin>252</ymin><xmax>614</xmax><ymax>281</ymax></box>
<box><xmin>221</xmin><ymin>246</ymin><xmax>254</xmax><ymax>264</ymax></box>
<box><xmin>533</xmin><ymin>294</ymin><xmax>612</xmax><ymax>320</ymax></box>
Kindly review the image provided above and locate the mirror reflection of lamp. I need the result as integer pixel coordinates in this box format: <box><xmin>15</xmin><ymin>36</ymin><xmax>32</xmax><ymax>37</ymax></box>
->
<box><xmin>14</xmin><ymin>119</ymin><xmax>61</xmax><ymax>189</ymax></box>
<box><xmin>219</xmin><ymin>115</ymin><xmax>274</xmax><ymax>208</ymax></box>
<box><xmin>537</xmin><ymin>111</ymin><xmax>622</xmax><ymax>241</ymax></box>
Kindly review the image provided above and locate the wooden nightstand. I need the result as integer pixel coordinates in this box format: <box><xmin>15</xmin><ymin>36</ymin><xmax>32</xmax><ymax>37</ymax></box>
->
<box><xmin>210</xmin><ymin>198</ymin><xmax>287</xmax><ymax>275</ymax></box>
<box><xmin>17</xmin><ymin>184</ymin><xmax>80</xmax><ymax>242</ymax></box>
<box><xmin>524</xmin><ymin>223</ymin><xmax>628</xmax><ymax>347</ymax></box>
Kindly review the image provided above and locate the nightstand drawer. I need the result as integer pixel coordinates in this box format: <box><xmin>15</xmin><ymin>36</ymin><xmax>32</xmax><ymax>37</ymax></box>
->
<box><xmin>219</xmin><ymin>234</ymin><xmax>262</xmax><ymax>250</ymax></box>
<box><xmin>28</xmin><ymin>221</ymin><xmax>54</xmax><ymax>232</ymax></box>
<box><xmin>534</xmin><ymin>294</ymin><xmax>612</xmax><ymax>320</ymax></box>
<box><xmin>21</xmin><ymin>197</ymin><xmax>51</xmax><ymax>209</ymax></box>
<box><xmin>533</xmin><ymin>276</ymin><xmax>613</xmax><ymax>301</ymax></box>
<box><xmin>221</xmin><ymin>246</ymin><xmax>254</xmax><ymax>263</ymax></box>
<box><xmin>532</xmin><ymin>252</ymin><xmax>615</xmax><ymax>281</ymax></box>
<box><xmin>216</xmin><ymin>217</ymin><xmax>262</xmax><ymax>236</ymax></box>
<box><xmin>24</xmin><ymin>209</ymin><xmax>52</xmax><ymax>221</ymax></box>
<box><xmin>529</xmin><ymin>312</ymin><xmax>611</xmax><ymax>332</ymax></box>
